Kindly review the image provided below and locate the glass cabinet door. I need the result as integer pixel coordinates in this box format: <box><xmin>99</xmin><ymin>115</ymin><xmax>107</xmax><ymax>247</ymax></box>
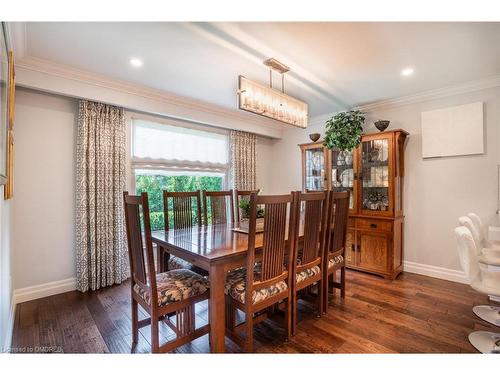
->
<box><xmin>360</xmin><ymin>136</ymin><xmax>392</xmax><ymax>215</ymax></box>
<box><xmin>304</xmin><ymin>147</ymin><xmax>325</xmax><ymax>191</ymax></box>
<box><xmin>331</xmin><ymin>148</ymin><xmax>356</xmax><ymax>211</ymax></box>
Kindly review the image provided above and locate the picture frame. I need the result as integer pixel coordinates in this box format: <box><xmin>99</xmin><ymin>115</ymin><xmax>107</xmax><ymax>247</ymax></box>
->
<box><xmin>0</xmin><ymin>23</ymin><xmax>8</xmax><ymax>186</ymax></box>
<box><xmin>4</xmin><ymin>49</ymin><xmax>14</xmax><ymax>199</ymax></box>
<box><xmin>0</xmin><ymin>22</ymin><xmax>14</xmax><ymax>199</ymax></box>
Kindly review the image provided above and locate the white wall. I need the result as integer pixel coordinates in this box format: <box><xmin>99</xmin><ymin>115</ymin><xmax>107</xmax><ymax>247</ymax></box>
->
<box><xmin>269</xmin><ymin>86</ymin><xmax>500</xmax><ymax>272</ymax></box>
<box><xmin>11</xmin><ymin>88</ymin><xmax>277</xmax><ymax>293</ymax></box>
<box><xmin>256</xmin><ymin>136</ymin><xmax>277</xmax><ymax>193</ymax></box>
<box><xmin>13</xmin><ymin>89</ymin><xmax>77</xmax><ymax>290</ymax></box>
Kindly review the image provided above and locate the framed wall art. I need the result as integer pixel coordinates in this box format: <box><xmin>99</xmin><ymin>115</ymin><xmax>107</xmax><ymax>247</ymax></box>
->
<box><xmin>0</xmin><ymin>22</ymin><xmax>14</xmax><ymax>199</ymax></box>
<box><xmin>0</xmin><ymin>23</ymin><xmax>8</xmax><ymax>187</ymax></box>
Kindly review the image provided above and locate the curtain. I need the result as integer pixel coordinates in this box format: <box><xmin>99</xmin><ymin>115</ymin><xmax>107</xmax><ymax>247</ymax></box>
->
<box><xmin>230</xmin><ymin>130</ymin><xmax>257</xmax><ymax>190</ymax></box>
<box><xmin>75</xmin><ymin>100</ymin><xmax>128</xmax><ymax>292</ymax></box>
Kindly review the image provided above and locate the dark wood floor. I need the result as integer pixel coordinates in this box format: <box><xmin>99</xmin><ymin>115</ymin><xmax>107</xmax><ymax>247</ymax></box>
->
<box><xmin>11</xmin><ymin>270</ymin><xmax>494</xmax><ymax>353</ymax></box>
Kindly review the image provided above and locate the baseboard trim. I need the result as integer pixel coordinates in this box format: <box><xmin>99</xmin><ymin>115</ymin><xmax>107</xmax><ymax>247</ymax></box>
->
<box><xmin>13</xmin><ymin>278</ymin><xmax>77</xmax><ymax>305</ymax></box>
<box><xmin>403</xmin><ymin>261</ymin><xmax>468</xmax><ymax>284</ymax></box>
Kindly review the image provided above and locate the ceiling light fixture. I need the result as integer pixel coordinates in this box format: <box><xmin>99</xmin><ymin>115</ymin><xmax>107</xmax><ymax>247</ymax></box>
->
<box><xmin>130</xmin><ymin>58</ymin><xmax>143</xmax><ymax>68</ymax></box>
<box><xmin>401</xmin><ymin>67</ymin><xmax>414</xmax><ymax>76</ymax></box>
<box><xmin>238</xmin><ymin>58</ymin><xmax>308</xmax><ymax>128</ymax></box>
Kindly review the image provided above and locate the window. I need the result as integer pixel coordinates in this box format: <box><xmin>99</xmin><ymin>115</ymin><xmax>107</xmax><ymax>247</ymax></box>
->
<box><xmin>131</xmin><ymin>119</ymin><xmax>229</xmax><ymax>230</ymax></box>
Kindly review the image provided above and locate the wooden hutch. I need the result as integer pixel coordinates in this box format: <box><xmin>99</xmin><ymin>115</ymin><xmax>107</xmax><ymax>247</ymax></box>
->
<box><xmin>299</xmin><ymin>129</ymin><xmax>408</xmax><ymax>279</ymax></box>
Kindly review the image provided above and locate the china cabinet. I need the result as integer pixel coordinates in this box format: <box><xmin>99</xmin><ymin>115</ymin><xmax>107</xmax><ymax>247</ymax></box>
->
<box><xmin>299</xmin><ymin>129</ymin><xmax>408</xmax><ymax>279</ymax></box>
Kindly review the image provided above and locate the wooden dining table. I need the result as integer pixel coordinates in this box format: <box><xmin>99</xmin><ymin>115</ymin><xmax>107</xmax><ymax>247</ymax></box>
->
<box><xmin>151</xmin><ymin>221</ymin><xmax>304</xmax><ymax>353</ymax></box>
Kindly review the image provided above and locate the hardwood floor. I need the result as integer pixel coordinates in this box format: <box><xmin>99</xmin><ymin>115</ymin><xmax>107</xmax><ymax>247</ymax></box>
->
<box><xmin>10</xmin><ymin>270</ymin><xmax>494</xmax><ymax>353</ymax></box>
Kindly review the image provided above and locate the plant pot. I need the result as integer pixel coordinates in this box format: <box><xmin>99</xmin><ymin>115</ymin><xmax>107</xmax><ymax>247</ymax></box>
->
<box><xmin>309</xmin><ymin>133</ymin><xmax>321</xmax><ymax>142</ymax></box>
<box><xmin>374</xmin><ymin>120</ymin><xmax>390</xmax><ymax>132</ymax></box>
<box><xmin>238</xmin><ymin>218</ymin><xmax>265</xmax><ymax>233</ymax></box>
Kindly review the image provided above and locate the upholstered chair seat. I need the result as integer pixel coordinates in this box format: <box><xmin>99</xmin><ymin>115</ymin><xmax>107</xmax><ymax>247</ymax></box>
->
<box><xmin>328</xmin><ymin>254</ymin><xmax>344</xmax><ymax>268</ymax></box>
<box><xmin>134</xmin><ymin>269</ymin><xmax>209</xmax><ymax>307</ymax></box>
<box><xmin>167</xmin><ymin>255</ymin><xmax>209</xmax><ymax>277</ymax></box>
<box><xmin>167</xmin><ymin>256</ymin><xmax>192</xmax><ymax>270</ymax></box>
<box><xmin>224</xmin><ymin>267</ymin><xmax>288</xmax><ymax>305</ymax></box>
<box><xmin>125</xmin><ymin>192</ymin><xmax>210</xmax><ymax>353</ymax></box>
<box><xmin>295</xmin><ymin>265</ymin><xmax>321</xmax><ymax>283</ymax></box>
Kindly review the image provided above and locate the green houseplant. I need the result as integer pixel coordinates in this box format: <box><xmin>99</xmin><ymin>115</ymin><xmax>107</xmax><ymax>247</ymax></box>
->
<box><xmin>239</xmin><ymin>198</ymin><xmax>265</xmax><ymax>219</ymax></box>
<box><xmin>323</xmin><ymin>110</ymin><xmax>365</xmax><ymax>151</ymax></box>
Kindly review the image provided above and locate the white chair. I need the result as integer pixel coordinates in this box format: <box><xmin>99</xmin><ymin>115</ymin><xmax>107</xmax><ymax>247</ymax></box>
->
<box><xmin>458</xmin><ymin>216</ymin><xmax>500</xmax><ymax>260</ymax></box>
<box><xmin>454</xmin><ymin>226</ymin><xmax>500</xmax><ymax>353</ymax></box>
<box><xmin>467</xmin><ymin>213</ymin><xmax>500</xmax><ymax>249</ymax></box>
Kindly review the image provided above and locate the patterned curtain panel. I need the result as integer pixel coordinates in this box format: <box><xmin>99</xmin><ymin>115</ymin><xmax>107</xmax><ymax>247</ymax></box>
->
<box><xmin>75</xmin><ymin>100</ymin><xmax>128</xmax><ymax>292</ymax></box>
<box><xmin>230</xmin><ymin>130</ymin><xmax>257</xmax><ymax>190</ymax></box>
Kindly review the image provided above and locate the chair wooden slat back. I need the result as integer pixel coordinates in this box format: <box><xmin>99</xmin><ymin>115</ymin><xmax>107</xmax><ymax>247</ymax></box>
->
<box><xmin>125</xmin><ymin>191</ymin><xmax>211</xmax><ymax>353</ymax></box>
<box><xmin>235</xmin><ymin>189</ymin><xmax>260</xmax><ymax>222</ymax></box>
<box><xmin>246</xmin><ymin>193</ymin><xmax>296</xmax><ymax>296</ymax></box>
<box><xmin>296</xmin><ymin>191</ymin><xmax>329</xmax><ymax>268</ymax></box>
<box><xmin>329</xmin><ymin>191</ymin><xmax>350</xmax><ymax>254</ymax></box>
<box><xmin>202</xmin><ymin>190</ymin><xmax>235</xmax><ymax>225</ymax></box>
<box><xmin>163</xmin><ymin>190</ymin><xmax>202</xmax><ymax>230</ymax></box>
<box><xmin>123</xmin><ymin>192</ymin><xmax>157</xmax><ymax>302</ymax></box>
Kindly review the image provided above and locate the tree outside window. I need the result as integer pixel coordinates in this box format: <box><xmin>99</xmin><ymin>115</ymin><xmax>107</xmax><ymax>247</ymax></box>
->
<box><xmin>135</xmin><ymin>172</ymin><xmax>223</xmax><ymax>230</ymax></box>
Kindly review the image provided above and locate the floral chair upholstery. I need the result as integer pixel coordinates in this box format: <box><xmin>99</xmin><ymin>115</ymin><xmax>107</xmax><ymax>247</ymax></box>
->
<box><xmin>328</xmin><ymin>254</ymin><xmax>344</xmax><ymax>268</ymax></box>
<box><xmin>168</xmin><ymin>255</ymin><xmax>209</xmax><ymax>277</ymax></box>
<box><xmin>294</xmin><ymin>247</ymin><xmax>322</xmax><ymax>283</ymax></box>
<box><xmin>296</xmin><ymin>265</ymin><xmax>321</xmax><ymax>283</ymax></box>
<box><xmin>225</xmin><ymin>267</ymin><xmax>288</xmax><ymax>305</ymax></box>
<box><xmin>168</xmin><ymin>256</ymin><xmax>192</xmax><ymax>270</ymax></box>
<box><xmin>133</xmin><ymin>269</ymin><xmax>209</xmax><ymax>307</ymax></box>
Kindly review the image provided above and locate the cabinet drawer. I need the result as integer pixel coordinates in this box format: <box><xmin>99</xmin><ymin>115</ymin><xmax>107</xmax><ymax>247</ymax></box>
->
<box><xmin>356</xmin><ymin>218</ymin><xmax>392</xmax><ymax>232</ymax></box>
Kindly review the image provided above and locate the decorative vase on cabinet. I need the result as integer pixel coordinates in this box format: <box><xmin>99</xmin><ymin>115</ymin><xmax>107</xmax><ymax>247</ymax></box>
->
<box><xmin>299</xmin><ymin>129</ymin><xmax>408</xmax><ymax>279</ymax></box>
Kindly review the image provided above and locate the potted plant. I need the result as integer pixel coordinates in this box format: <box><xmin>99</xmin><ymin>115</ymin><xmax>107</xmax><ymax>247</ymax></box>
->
<box><xmin>323</xmin><ymin>110</ymin><xmax>365</xmax><ymax>152</ymax></box>
<box><xmin>238</xmin><ymin>198</ymin><xmax>265</xmax><ymax>232</ymax></box>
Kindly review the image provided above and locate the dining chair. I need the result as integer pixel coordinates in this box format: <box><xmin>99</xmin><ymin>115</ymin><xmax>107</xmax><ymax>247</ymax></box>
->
<box><xmin>322</xmin><ymin>191</ymin><xmax>350</xmax><ymax>313</ymax></box>
<box><xmin>467</xmin><ymin>213</ymin><xmax>500</xmax><ymax>249</ymax></box>
<box><xmin>458</xmin><ymin>215</ymin><xmax>500</xmax><ymax>261</ymax></box>
<box><xmin>224</xmin><ymin>192</ymin><xmax>297</xmax><ymax>352</ymax></box>
<box><xmin>202</xmin><ymin>189</ymin><xmax>235</xmax><ymax>225</ymax></box>
<box><xmin>235</xmin><ymin>189</ymin><xmax>260</xmax><ymax>222</ymax></box>
<box><xmin>454</xmin><ymin>226</ymin><xmax>500</xmax><ymax>353</ymax></box>
<box><xmin>162</xmin><ymin>190</ymin><xmax>202</xmax><ymax>271</ymax></box>
<box><xmin>463</xmin><ymin>213</ymin><xmax>500</xmax><ymax>255</ymax></box>
<box><xmin>123</xmin><ymin>191</ymin><xmax>210</xmax><ymax>353</ymax></box>
<box><xmin>291</xmin><ymin>190</ymin><xmax>329</xmax><ymax>335</ymax></box>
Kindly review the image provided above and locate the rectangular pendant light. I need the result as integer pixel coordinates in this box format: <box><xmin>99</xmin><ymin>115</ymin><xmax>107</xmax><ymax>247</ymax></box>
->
<box><xmin>238</xmin><ymin>75</ymin><xmax>308</xmax><ymax>128</ymax></box>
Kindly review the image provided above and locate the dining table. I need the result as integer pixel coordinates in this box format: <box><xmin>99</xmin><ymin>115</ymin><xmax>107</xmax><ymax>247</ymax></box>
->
<box><xmin>151</xmin><ymin>220</ymin><xmax>305</xmax><ymax>353</ymax></box>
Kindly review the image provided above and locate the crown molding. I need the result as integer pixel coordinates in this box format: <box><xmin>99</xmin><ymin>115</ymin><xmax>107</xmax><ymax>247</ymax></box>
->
<box><xmin>356</xmin><ymin>74</ymin><xmax>500</xmax><ymax>112</ymax></box>
<box><xmin>306</xmin><ymin>74</ymin><xmax>500</xmax><ymax>124</ymax></box>
<box><xmin>15</xmin><ymin>54</ymin><xmax>500</xmax><ymax>135</ymax></box>
<box><xmin>15</xmin><ymin>56</ymin><xmax>286</xmax><ymax>138</ymax></box>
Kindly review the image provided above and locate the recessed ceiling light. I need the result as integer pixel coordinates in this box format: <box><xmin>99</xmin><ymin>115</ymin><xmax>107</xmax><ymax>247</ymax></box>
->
<box><xmin>130</xmin><ymin>58</ymin><xmax>143</xmax><ymax>68</ymax></box>
<box><xmin>401</xmin><ymin>67</ymin><xmax>414</xmax><ymax>77</ymax></box>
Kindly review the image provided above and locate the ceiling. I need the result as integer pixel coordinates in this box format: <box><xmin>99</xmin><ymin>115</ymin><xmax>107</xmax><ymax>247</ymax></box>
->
<box><xmin>18</xmin><ymin>22</ymin><xmax>500</xmax><ymax>117</ymax></box>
